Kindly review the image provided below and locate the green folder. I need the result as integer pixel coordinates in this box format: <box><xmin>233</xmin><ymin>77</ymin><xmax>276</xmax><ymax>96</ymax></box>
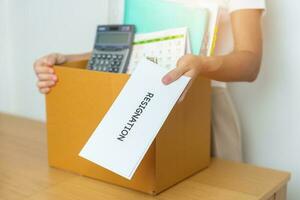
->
<box><xmin>124</xmin><ymin>0</ymin><xmax>208</xmax><ymax>54</ymax></box>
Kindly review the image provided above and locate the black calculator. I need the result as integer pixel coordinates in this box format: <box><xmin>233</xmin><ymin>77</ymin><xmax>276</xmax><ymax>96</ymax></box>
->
<box><xmin>87</xmin><ymin>25</ymin><xmax>135</xmax><ymax>73</ymax></box>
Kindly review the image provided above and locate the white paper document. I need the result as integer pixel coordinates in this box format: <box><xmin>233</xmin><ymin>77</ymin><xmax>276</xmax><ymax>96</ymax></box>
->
<box><xmin>79</xmin><ymin>59</ymin><xmax>191</xmax><ymax>179</ymax></box>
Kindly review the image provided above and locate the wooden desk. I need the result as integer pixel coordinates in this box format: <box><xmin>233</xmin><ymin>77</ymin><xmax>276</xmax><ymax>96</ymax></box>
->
<box><xmin>0</xmin><ymin>113</ymin><xmax>290</xmax><ymax>200</ymax></box>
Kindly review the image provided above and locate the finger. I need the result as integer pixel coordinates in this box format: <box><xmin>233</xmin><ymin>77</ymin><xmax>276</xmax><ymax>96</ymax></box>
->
<box><xmin>43</xmin><ymin>54</ymin><xmax>58</xmax><ymax>66</ymax></box>
<box><xmin>34</xmin><ymin>58</ymin><xmax>55</xmax><ymax>73</ymax></box>
<box><xmin>39</xmin><ymin>87</ymin><xmax>51</xmax><ymax>94</ymax></box>
<box><xmin>35</xmin><ymin>65</ymin><xmax>55</xmax><ymax>75</ymax></box>
<box><xmin>162</xmin><ymin>67</ymin><xmax>187</xmax><ymax>85</ymax></box>
<box><xmin>37</xmin><ymin>73</ymin><xmax>57</xmax><ymax>81</ymax></box>
<box><xmin>184</xmin><ymin>68</ymin><xmax>199</xmax><ymax>78</ymax></box>
<box><xmin>37</xmin><ymin>80</ymin><xmax>56</xmax><ymax>89</ymax></box>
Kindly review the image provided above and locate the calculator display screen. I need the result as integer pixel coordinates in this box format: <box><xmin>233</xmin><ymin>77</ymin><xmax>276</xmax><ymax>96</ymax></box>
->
<box><xmin>96</xmin><ymin>32</ymin><xmax>130</xmax><ymax>45</ymax></box>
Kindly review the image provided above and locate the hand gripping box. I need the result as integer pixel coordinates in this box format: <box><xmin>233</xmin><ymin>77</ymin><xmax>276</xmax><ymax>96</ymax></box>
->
<box><xmin>46</xmin><ymin>60</ymin><xmax>211</xmax><ymax>195</ymax></box>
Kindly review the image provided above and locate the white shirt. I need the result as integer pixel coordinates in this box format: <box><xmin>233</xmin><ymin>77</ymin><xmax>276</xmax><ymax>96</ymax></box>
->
<box><xmin>108</xmin><ymin>0</ymin><xmax>266</xmax><ymax>87</ymax></box>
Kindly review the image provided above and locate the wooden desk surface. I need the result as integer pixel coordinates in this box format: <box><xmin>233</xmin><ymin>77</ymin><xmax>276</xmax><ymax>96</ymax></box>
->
<box><xmin>0</xmin><ymin>113</ymin><xmax>290</xmax><ymax>200</ymax></box>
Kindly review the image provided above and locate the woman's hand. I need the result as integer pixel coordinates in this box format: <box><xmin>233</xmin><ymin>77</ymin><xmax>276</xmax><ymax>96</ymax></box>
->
<box><xmin>162</xmin><ymin>54</ymin><xmax>220</xmax><ymax>102</ymax></box>
<box><xmin>33</xmin><ymin>53</ymin><xmax>67</xmax><ymax>94</ymax></box>
<box><xmin>162</xmin><ymin>9</ymin><xmax>264</xmax><ymax>102</ymax></box>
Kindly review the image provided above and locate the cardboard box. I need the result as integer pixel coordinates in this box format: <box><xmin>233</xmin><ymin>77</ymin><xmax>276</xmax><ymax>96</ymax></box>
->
<box><xmin>46</xmin><ymin>60</ymin><xmax>211</xmax><ymax>195</ymax></box>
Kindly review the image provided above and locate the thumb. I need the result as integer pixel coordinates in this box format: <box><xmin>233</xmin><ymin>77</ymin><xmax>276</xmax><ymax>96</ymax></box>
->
<box><xmin>162</xmin><ymin>67</ymin><xmax>185</xmax><ymax>85</ymax></box>
<box><xmin>44</xmin><ymin>54</ymin><xmax>60</xmax><ymax>66</ymax></box>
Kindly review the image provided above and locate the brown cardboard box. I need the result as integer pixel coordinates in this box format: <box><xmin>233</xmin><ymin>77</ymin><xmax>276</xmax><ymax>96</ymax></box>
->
<box><xmin>46</xmin><ymin>60</ymin><xmax>211</xmax><ymax>195</ymax></box>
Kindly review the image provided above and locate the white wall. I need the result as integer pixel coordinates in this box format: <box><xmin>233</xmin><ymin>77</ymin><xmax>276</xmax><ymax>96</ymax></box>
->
<box><xmin>0</xmin><ymin>0</ymin><xmax>109</xmax><ymax>121</ymax></box>
<box><xmin>229</xmin><ymin>0</ymin><xmax>300</xmax><ymax>199</ymax></box>
<box><xmin>0</xmin><ymin>0</ymin><xmax>16</xmax><ymax>115</ymax></box>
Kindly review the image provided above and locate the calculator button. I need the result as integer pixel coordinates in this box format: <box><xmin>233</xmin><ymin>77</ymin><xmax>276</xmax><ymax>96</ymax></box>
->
<box><xmin>117</xmin><ymin>55</ymin><xmax>123</xmax><ymax>59</ymax></box>
<box><xmin>113</xmin><ymin>67</ymin><xmax>119</xmax><ymax>72</ymax></box>
<box><xmin>107</xmin><ymin>54</ymin><xmax>112</xmax><ymax>59</ymax></box>
<box><xmin>112</xmin><ymin>55</ymin><xmax>117</xmax><ymax>59</ymax></box>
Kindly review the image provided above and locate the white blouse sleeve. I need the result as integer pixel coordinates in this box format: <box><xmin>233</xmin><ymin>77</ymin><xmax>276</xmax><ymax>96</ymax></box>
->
<box><xmin>228</xmin><ymin>0</ymin><xmax>266</xmax><ymax>13</ymax></box>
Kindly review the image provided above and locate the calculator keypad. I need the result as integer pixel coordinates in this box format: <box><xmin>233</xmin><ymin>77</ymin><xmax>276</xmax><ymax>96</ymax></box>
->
<box><xmin>89</xmin><ymin>53</ymin><xmax>124</xmax><ymax>72</ymax></box>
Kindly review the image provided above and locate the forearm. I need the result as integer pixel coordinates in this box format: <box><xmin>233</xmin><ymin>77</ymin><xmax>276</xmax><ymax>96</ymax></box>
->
<box><xmin>199</xmin><ymin>9</ymin><xmax>264</xmax><ymax>82</ymax></box>
<box><xmin>199</xmin><ymin>50</ymin><xmax>262</xmax><ymax>82</ymax></box>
